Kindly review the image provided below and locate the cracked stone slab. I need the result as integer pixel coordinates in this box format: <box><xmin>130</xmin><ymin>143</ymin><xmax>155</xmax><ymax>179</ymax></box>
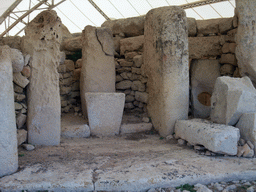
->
<box><xmin>0</xmin><ymin>161</ymin><xmax>94</xmax><ymax>191</ymax></box>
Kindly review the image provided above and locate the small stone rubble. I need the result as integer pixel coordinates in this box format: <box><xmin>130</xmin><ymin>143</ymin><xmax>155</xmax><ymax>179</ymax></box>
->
<box><xmin>145</xmin><ymin>180</ymin><xmax>256</xmax><ymax>192</ymax></box>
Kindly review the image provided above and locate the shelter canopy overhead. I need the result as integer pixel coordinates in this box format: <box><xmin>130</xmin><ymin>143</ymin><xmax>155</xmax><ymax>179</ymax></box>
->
<box><xmin>0</xmin><ymin>0</ymin><xmax>235</xmax><ymax>37</ymax></box>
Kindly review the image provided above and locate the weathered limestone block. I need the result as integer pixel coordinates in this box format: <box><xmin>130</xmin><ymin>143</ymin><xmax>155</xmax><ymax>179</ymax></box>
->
<box><xmin>133</xmin><ymin>55</ymin><xmax>143</xmax><ymax>68</ymax></box>
<box><xmin>17</xmin><ymin>129</ymin><xmax>27</xmax><ymax>146</ymax></box>
<box><xmin>222</xmin><ymin>43</ymin><xmax>236</xmax><ymax>54</ymax></box>
<box><xmin>236</xmin><ymin>0</ymin><xmax>256</xmax><ymax>83</ymax></box>
<box><xmin>120</xmin><ymin>35</ymin><xmax>144</xmax><ymax>55</ymax></box>
<box><xmin>101</xmin><ymin>16</ymin><xmax>145</xmax><ymax>37</ymax></box>
<box><xmin>80</xmin><ymin>26</ymin><xmax>115</xmax><ymax>116</ymax></box>
<box><xmin>211</xmin><ymin>76</ymin><xmax>256</xmax><ymax>125</ymax></box>
<box><xmin>61</xmin><ymin>36</ymin><xmax>82</xmax><ymax>52</ymax></box>
<box><xmin>144</xmin><ymin>6</ymin><xmax>189</xmax><ymax>136</ymax></box>
<box><xmin>236</xmin><ymin>113</ymin><xmax>256</xmax><ymax>154</ymax></box>
<box><xmin>187</xmin><ymin>18</ymin><xmax>197</xmax><ymax>37</ymax></box>
<box><xmin>219</xmin><ymin>18</ymin><xmax>233</xmax><ymax>34</ymax></box>
<box><xmin>13</xmin><ymin>72</ymin><xmax>29</xmax><ymax>88</ymax></box>
<box><xmin>220</xmin><ymin>54</ymin><xmax>237</xmax><ymax>66</ymax></box>
<box><xmin>189</xmin><ymin>36</ymin><xmax>222</xmax><ymax>59</ymax></box>
<box><xmin>0</xmin><ymin>45</ymin><xmax>18</xmax><ymax>177</ymax></box>
<box><xmin>10</xmin><ymin>48</ymin><xmax>24</xmax><ymax>72</ymax></box>
<box><xmin>23</xmin><ymin>10</ymin><xmax>62</xmax><ymax>146</ymax></box>
<box><xmin>196</xmin><ymin>19</ymin><xmax>220</xmax><ymax>35</ymax></box>
<box><xmin>2</xmin><ymin>36</ymin><xmax>22</xmax><ymax>50</ymax></box>
<box><xmin>191</xmin><ymin>60</ymin><xmax>220</xmax><ymax>118</ymax></box>
<box><xmin>220</xmin><ymin>64</ymin><xmax>235</xmax><ymax>76</ymax></box>
<box><xmin>120</xmin><ymin>123</ymin><xmax>152</xmax><ymax>134</ymax></box>
<box><xmin>175</xmin><ymin>119</ymin><xmax>240</xmax><ymax>155</ymax></box>
<box><xmin>85</xmin><ymin>93</ymin><xmax>125</xmax><ymax>136</ymax></box>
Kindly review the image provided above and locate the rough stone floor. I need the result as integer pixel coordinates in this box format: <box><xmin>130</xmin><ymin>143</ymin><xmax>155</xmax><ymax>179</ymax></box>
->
<box><xmin>1</xmin><ymin>129</ymin><xmax>256</xmax><ymax>191</ymax></box>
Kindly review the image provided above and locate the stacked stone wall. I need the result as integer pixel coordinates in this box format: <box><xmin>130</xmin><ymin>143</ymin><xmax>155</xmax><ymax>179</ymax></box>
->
<box><xmin>0</xmin><ymin>12</ymin><xmax>241</xmax><ymax>145</ymax></box>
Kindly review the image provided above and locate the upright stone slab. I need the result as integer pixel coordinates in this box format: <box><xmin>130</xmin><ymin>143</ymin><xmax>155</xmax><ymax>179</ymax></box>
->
<box><xmin>236</xmin><ymin>113</ymin><xmax>256</xmax><ymax>154</ymax></box>
<box><xmin>144</xmin><ymin>7</ymin><xmax>189</xmax><ymax>136</ymax></box>
<box><xmin>175</xmin><ymin>119</ymin><xmax>240</xmax><ymax>155</ymax></box>
<box><xmin>0</xmin><ymin>45</ymin><xmax>18</xmax><ymax>177</ymax></box>
<box><xmin>23</xmin><ymin>11</ymin><xmax>62</xmax><ymax>145</ymax></box>
<box><xmin>236</xmin><ymin>0</ymin><xmax>256</xmax><ymax>83</ymax></box>
<box><xmin>191</xmin><ymin>60</ymin><xmax>220</xmax><ymax>118</ymax></box>
<box><xmin>80</xmin><ymin>26</ymin><xmax>115</xmax><ymax>116</ymax></box>
<box><xmin>211</xmin><ymin>76</ymin><xmax>256</xmax><ymax>125</ymax></box>
<box><xmin>85</xmin><ymin>93</ymin><xmax>125</xmax><ymax>136</ymax></box>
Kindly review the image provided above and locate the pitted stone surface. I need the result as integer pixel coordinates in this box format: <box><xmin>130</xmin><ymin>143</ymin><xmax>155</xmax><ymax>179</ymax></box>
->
<box><xmin>23</xmin><ymin>10</ymin><xmax>62</xmax><ymax>146</ymax></box>
<box><xmin>236</xmin><ymin>0</ymin><xmax>256</xmax><ymax>83</ymax></box>
<box><xmin>144</xmin><ymin>6</ymin><xmax>189</xmax><ymax>136</ymax></box>
<box><xmin>175</xmin><ymin>119</ymin><xmax>240</xmax><ymax>155</ymax></box>
<box><xmin>85</xmin><ymin>92</ymin><xmax>125</xmax><ymax>136</ymax></box>
<box><xmin>0</xmin><ymin>45</ymin><xmax>18</xmax><ymax>177</ymax></box>
<box><xmin>80</xmin><ymin>26</ymin><xmax>115</xmax><ymax>116</ymax></box>
<box><xmin>211</xmin><ymin>76</ymin><xmax>256</xmax><ymax>125</ymax></box>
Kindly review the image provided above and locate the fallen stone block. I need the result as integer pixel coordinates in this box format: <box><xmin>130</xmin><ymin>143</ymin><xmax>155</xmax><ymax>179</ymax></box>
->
<box><xmin>236</xmin><ymin>113</ymin><xmax>256</xmax><ymax>155</ymax></box>
<box><xmin>175</xmin><ymin>119</ymin><xmax>240</xmax><ymax>155</ymax></box>
<box><xmin>85</xmin><ymin>92</ymin><xmax>125</xmax><ymax>136</ymax></box>
<box><xmin>120</xmin><ymin>123</ymin><xmax>152</xmax><ymax>134</ymax></box>
<box><xmin>62</xmin><ymin>36</ymin><xmax>82</xmax><ymax>52</ymax></box>
<box><xmin>211</xmin><ymin>76</ymin><xmax>256</xmax><ymax>125</ymax></box>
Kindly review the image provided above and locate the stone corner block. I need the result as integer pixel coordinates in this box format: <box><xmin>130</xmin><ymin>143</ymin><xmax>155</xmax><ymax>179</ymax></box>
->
<box><xmin>210</xmin><ymin>76</ymin><xmax>256</xmax><ymax>125</ymax></box>
<box><xmin>85</xmin><ymin>92</ymin><xmax>125</xmax><ymax>136</ymax></box>
<box><xmin>175</xmin><ymin>119</ymin><xmax>240</xmax><ymax>155</ymax></box>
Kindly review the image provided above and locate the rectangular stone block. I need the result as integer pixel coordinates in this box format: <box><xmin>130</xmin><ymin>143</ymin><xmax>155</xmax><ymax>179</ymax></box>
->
<box><xmin>175</xmin><ymin>119</ymin><xmax>240</xmax><ymax>155</ymax></box>
<box><xmin>236</xmin><ymin>113</ymin><xmax>256</xmax><ymax>154</ymax></box>
<box><xmin>85</xmin><ymin>93</ymin><xmax>125</xmax><ymax>136</ymax></box>
<box><xmin>211</xmin><ymin>76</ymin><xmax>256</xmax><ymax>125</ymax></box>
<box><xmin>189</xmin><ymin>36</ymin><xmax>222</xmax><ymax>59</ymax></box>
<box><xmin>144</xmin><ymin>6</ymin><xmax>189</xmax><ymax>136</ymax></box>
<box><xmin>120</xmin><ymin>35</ymin><xmax>144</xmax><ymax>55</ymax></box>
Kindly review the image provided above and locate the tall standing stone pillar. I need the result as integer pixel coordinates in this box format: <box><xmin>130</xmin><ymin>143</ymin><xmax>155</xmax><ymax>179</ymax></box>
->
<box><xmin>236</xmin><ymin>0</ymin><xmax>256</xmax><ymax>83</ymax></box>
<box><xmin>0</xmin><ymin>45</ymin><xmax>18</xmax><ymax>177</ymax></box>
<box><xmin>80</xmin><ymin>26</ymin><xmax>115</xmax><ymax>116</ymax></box>
<box><xmin>23</xmin><ymin>10</ymin><xmax>62</xmax><ymax>145</ymax></box>
<box><xmin>144</xmin><ymin>7</ymin><xmax>189</xmax><ymax>137</ymax></box>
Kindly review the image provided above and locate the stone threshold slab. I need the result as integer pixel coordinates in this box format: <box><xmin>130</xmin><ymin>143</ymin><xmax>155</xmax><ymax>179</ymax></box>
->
<box><xmin>1</xmin><ymin>135</ymin><xmax>256</xmax><ymax>191</ymax></box>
